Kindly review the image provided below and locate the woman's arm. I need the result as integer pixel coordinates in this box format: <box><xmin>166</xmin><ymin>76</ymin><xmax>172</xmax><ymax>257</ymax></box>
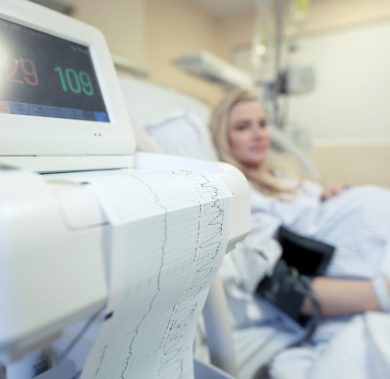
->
<box><xmin>301</xmin><ymin>277</ymin><xmax>389</xmax><ymax>316</ymax></box>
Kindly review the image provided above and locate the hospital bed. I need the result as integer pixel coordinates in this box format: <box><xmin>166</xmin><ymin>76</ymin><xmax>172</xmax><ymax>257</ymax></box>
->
<box><xmin>0</xmin><ymin>1</ymin><xmax>251</xmax><ymax>378</ymax></box>
<box><xmin>117</xmin><ymin>74</ymin><xmax>390</xmax><ymax>379</ymax></box>
<box><xmin>117</xmin><ymin>74</ymin><xmax>299</xmax><ymax>379</ymax></box>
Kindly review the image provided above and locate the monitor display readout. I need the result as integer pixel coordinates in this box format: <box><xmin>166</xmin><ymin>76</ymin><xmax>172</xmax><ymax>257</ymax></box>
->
<box><xmin>0</xmin><ymin>18</ymin><xmax>109</xmax><ymax>122</ymax></box>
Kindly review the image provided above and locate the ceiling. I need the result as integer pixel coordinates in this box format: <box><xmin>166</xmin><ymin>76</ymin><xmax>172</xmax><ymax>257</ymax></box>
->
<box><xmin>189</xmin><ymin>0</ymin><xmax>256</xmax><ymax>17</ymax></box>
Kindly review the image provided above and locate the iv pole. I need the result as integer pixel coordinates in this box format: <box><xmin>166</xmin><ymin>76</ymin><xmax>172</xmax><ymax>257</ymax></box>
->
<box><xmin>254</xmin><ymin>0</ymin><xmax>310</xmax><ymax>129</ymax></box>
<box><xmin>273</xmin><ymin>0</ymin><xmax>286</xmax><ymax>129</ymax></box>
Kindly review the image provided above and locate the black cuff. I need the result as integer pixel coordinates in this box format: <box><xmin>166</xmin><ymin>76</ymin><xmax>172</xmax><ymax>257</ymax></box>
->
<box><xmin>256</xmin><ymin>260</ymin><xmax>308</xmax><ymax>322</ymax></box>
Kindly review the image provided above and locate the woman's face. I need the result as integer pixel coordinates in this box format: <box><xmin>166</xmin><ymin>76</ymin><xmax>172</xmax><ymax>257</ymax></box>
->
<box><xmin>227</xmin><ymin>101</ymin><xmax>270</xmax><ymax>169</ymax></box>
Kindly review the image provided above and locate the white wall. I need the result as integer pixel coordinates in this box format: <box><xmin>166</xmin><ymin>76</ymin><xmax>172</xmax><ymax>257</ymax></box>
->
<box><xmin>287</xmin><ymin>21</ymin><xmax>390</xmax><ymax>145</ymax></box>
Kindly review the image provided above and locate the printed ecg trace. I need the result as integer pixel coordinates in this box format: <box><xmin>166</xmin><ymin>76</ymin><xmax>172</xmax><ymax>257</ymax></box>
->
<box><xmin>120</xmin><ymin>173</ymin><xmax>170</xmax><ymax>378</ymax></box>
<box><xmin>157</xmin><ymin>172</ymin><xmax>228</xmax><ymax>378</ymax></box>
<box><xmin>176</xmin><ymin>171</ymin><xmax>226</xmax><ymax>296</ymax></box>
<box><xmin>80</xmin><ymin>170</ymin><xmax>231</xmax><ymax>379</ymax></box>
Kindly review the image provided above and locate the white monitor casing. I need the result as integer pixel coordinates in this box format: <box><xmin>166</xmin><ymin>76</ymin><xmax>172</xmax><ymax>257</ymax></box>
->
<box><xmin>0</xmin><ymin>0</ymin><xmax>135</xmax><ymax>173</ymax></box>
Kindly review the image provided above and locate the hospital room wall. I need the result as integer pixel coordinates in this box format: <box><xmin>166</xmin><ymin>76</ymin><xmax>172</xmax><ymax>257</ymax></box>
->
<box><xmin>73</xmin><ymin>0</ymin><xmax>146</xmax><ymax>68</ymax></box>
<box><xmin>294</xmin><ymin>0</ymin><xmax>390</xmax><ymax>188</ymax></box>
<box><xmin>143</xmin><ymin>0</ymin><xmax>223</xmax><ymax>104</ymax></box>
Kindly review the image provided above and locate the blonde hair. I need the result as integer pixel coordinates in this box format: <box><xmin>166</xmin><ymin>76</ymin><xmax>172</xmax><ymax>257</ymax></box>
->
<box><xmin>209</xmin><ymin>90</ymin><xmax>297</xmax><ymax>197</ymax></box>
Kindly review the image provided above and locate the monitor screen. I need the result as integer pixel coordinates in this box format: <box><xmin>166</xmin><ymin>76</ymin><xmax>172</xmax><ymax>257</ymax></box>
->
<box><xmin>0</xmin><ymin>18</ymin><xmax>110</xmax><ymax>122</ymax></box>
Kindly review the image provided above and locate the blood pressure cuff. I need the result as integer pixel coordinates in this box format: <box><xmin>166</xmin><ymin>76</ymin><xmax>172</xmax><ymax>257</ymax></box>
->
<box><xmin>256</xmin><ymin>259</ymin><xmax>309</xmax><ymax>322</ymax></box>
<box><xmin>256</xmin><ymin>226</ymin><xmax>335</xmax><ymax>322</ymax></box>
<box><xmin>276</xmin><ymin>226</ymin><xmax>335</xmax><ymax>277</ymax></box>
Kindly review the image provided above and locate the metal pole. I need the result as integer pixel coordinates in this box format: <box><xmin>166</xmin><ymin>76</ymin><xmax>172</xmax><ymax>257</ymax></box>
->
<box><xmin>273</xmin><ymin>0</ymin><xmax>285</xmax><ymax>128</ymax></box>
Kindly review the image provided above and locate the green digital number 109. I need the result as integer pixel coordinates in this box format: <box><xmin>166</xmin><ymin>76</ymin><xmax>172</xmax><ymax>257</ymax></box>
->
<box><xmin>54</xmin><ymin>66</ymin><xmax>94</xmax><ymax>96</ymax></box>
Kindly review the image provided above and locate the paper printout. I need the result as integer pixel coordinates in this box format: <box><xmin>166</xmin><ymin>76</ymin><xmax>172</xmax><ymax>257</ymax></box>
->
<box><xmin>80</xmin><ymin>170</ymin><xmax>231</xmax><ymax>379</ymax></box>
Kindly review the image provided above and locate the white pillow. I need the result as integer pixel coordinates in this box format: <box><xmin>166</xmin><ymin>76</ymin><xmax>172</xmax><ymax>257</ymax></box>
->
<box><xmin>146</xmin><ymin>111</ymin><xmax>217</xmax><ymax>161</ymax></box>
<box><xmin>118</xmin><ymin>75</ymin><xmax>217</xmax><ymax>160</ymax></box>
<box><xmin>164</xmin><ymin>87</ymin><xmax>211</xmax><ymax>127</ymax></box>
<box><xmin>119</xmin><ymin>75</ymin><xmax>180</xmax><ymax>126</ymax></box>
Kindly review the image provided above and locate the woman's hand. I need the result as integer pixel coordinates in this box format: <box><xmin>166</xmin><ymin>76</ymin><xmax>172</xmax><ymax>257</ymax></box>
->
<box><xmin>321</xmin><ymin>183</ymin><xmax>350</xmax><ymax>201</ymax></box>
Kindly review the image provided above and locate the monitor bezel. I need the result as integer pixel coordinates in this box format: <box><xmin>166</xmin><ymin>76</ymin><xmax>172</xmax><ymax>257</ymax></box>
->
<box><xmin>0</xmin><ymin>0</ymin><xmax>136</xmax><ymax>172</ymax></box>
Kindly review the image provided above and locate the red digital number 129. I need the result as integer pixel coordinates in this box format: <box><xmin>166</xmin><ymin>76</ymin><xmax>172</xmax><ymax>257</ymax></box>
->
<box><xmin>6</xmin><ymin>57</ymin><xmax>39</xmax><ymax>86</ymax></box>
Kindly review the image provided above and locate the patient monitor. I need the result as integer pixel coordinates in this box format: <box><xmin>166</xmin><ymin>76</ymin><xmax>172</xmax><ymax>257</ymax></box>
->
<box><xmin>0</xmin><ymin>0</ymin><xmax>134</xmax><ymax>173</ymax></box>
<box><xmin>0</xmin><ymin>1</ymin><xmax>250</xmax><ymax>378</ymax></box>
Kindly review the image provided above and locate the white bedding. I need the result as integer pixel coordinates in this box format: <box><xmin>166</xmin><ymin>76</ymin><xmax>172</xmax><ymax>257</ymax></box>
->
<box><xmin>250</xmin><ymin>183</ymin><xmax>390</xmax><ymax>279</ymax></box>
<box><xmin>272</xmin><ymin>312</ymin><xmax>390</xmax><ymax>379</ymax></box>
<box><xmin>221</xmin><ymin>183</ymin><xmax>390</xmax><ymax>379</ymax></box>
